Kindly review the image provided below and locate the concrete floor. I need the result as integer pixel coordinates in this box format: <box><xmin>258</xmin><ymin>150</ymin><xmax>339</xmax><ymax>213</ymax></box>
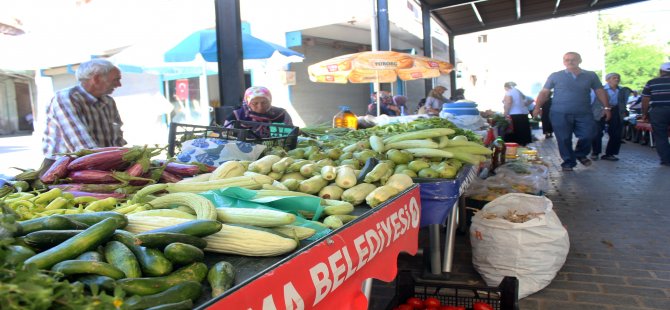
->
<box><xmin>371</xmin><ymin>131</ymin><xmax>670</xmax><ymax>310</ymax></box>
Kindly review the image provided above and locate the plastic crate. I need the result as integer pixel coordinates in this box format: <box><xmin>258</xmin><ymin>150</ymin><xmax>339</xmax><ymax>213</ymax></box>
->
<box><xmin>167</xmin><ymin>121</ymin><xmax>299</xmax><ymax>157</ymax></box>
<box><xmin>393</xmin><ymin>271</ymin><xmax>519</xmax><ymax>310</ymax></box>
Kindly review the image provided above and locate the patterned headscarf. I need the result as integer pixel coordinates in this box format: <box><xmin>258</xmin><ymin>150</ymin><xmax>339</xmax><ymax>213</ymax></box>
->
<box><xmin>244</xmin><ymin>86</ymin><xmax>272</xmax><ymax>105</ymax></box>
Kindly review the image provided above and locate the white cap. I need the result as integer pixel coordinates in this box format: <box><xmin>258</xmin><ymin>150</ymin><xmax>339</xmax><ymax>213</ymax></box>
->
<box><xmin>661</xmin><ymin>62</ymin><xmax>670</xmax><ymax>72</ymax></box>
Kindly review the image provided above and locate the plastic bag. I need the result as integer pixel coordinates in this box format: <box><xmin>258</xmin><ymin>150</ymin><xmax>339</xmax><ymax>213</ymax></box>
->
<box><xmin>494</xmin><ymin>162</ymin><xmax>549</xmax><ymax>194</ymax></box>
<box><xmin>470</xmin><ymin>193</ymin><xmax>569</xmax><ymax>298</ymax></box>
<box><xmin>176</xmin><ymin>138</ymin><xmax>266</xmax><ymax>166</ymax></box>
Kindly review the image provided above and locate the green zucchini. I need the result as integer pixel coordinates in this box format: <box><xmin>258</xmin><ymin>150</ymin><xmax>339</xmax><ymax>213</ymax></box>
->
<box><xmin>116</xmin><ymin>262</ymin><xmax>207</xmax><ymax>296</ymax></box>
<box><xmin>51</xmin><ymin>260</ymin><xmax>126</xmax><ymax>279</ymax></box>
<box><xmin>208</xmin><ymin>261</ymin><xmax>236</xmax><ymax>298</ymax></box>
<box><xmin>164</xmin><ymin>243</ymin><xmax>204</xmax><ymax>265</ymax></box>
<box><xmin>23</xmin><ymin>217</ymin><xmax>121</xmax><ymax>269</ymax></box>
<box><xmin>104</xmin><ymin>241</ymin><xmax>142</xmax><ymax>278</ymax></box>
<box><xmin>356</xmin><ymin>157</ymin><xmax>379</xmax><ymax>184</ymax></box>
<box><xmin>23</xmin><ymin>230</ymin><xmax>83</xmax><ymax>250</ymax></box>
<box><xmin>4</xmin><ymin>245</ymin><xmax>36</xmax><ymax>266</ymax></box>
<box><xmin>140</xmin><ymin>219</ymin><xmax>222</xmax><ymax>237</ymax></box>
<box><xmin>17</xmin><ymin>215</ymin><xmax>89</xmax><ymax>236</ymax></box>
<box><xmin>76</xmin><ymin>250</ymin><xmax>105</xmax><ymax>262</ymax></box>
<box><xmin>112</xmin><ymin>230</ymin><xmax>173</xmax><ymax>277</ymax></box>
<box><xmin>76</xmin><ymin>274</ymin><xmax>116</xmax><ymax>292</ymax></box>
<box><xmin>145</xmin><ymin>300</ymin><xmax>193</xmax><ymax>310</ymax></box>
<box><xmin>61</xmin><ymin>211</ymin><xmax>128</xmax><ymax>228</ymax></box>
<box><xmin>136</xmin><ymin>232</ymin><xmax>207</xmax><ymax>249</ymax></box>
<box><xmin>123</xmin><ymin>281</ymin><xmax>202</xmax><ymax>310</ymax></box>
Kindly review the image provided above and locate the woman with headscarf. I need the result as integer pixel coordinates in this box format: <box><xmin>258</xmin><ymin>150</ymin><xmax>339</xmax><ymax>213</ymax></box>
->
<box><xmin>425</xmin><ymin>86</ymin><xmax>451</xmax><ymax>115</ymax></box>
<box><xmin>225</xmin><ymin>86</ymin><xmax>292</xmax><ymax>136</ymax></box>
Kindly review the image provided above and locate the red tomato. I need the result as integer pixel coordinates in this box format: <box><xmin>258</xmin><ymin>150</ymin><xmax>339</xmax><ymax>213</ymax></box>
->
<box><xmin>423</xmin><ymin>297</ymin><xmax>441</xmax><ymax>308</ymax></box>
<box><xmin>397</xmin><ymin>304</ymin><xmax>414</xmax><ymax>310</ymax></box>
<box><xmin>406</xmin><ymin>297</ymin><xmax>424</xmax><ymax>309</ymax></box>
<box><xmin>473</xmin><ymin>302</ymin><xmax>494</xmax><ymax>310</ymax></box>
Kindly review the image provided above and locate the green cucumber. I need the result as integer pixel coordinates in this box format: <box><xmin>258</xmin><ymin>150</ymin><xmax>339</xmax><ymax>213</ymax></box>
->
<box><xmin>136</xmin><ymin>232</ymin><xmax>207</xmax><ymax>249</ymax></box>
<box><xmin>145</xmin><ymin>300</ymin><xmax>193</xmax><ymax>310</ymax></box>
<box><xmin>5</xmin><ymin>245</ymin><xmax>36</xmax><ymax>266</ymax></box>
<box><xmin>76</xmin><ymin>274</ymin><xmax>116</xmax><ymax>292</ymax></box>
<box><xmin>140</xmin><ymin>219</ymin><xmax>222</xmax><ymax>237</ymax></box>
<box><xmin>104</xmin><ymin>240</ymin><xmax>142</xmax><ymax>278</ymax></box>
<box><xmin>61</xmin><ymin>211</ymin><xmax>128</xmax><ymax>228</ymax></box>
<box><xmin>123</xmin><ymin>281</ymin><xmax>202</xmax><ymax>310</ymax></box>
<box><xmin>112</xmin><ymin>230</ymin><xmax>173</xmax><ymax>277</ymax></box>
<box><xmin>164</xmin><ymin>243</ymin><xmax>204</xmax><ymax>265</ymax></box>
<box><xmin>23</xmin><ymin>217</ymin><xmax>121</xmax><ymax>269</ymax></box>
<box><xmin>17</xmin><ymin>215</ymin><xmax>89</xmax><ymax>236</ymax></box>
<box><xmin>76</xmin><ymin>250</ymin><xmax>105</xmax><ymax>262</ymax></box>
<box><xmin>208</xmin><ymin>261</ymin><xmax>236</xmax><ymax>298</ymax></box>
<box><xmin>23</xmin><ymin>230</ymin><xmax>83</xmax><ymax>250</ymax></box>
<box><xmin>51</xmin><ymin>260</ymin><xmax>126</xmax><ymax>279</ymax></box>
<box><xmin>116</xmin><ymin>262</ymin><xmax>207</xmax><ymax>296</ymax></box>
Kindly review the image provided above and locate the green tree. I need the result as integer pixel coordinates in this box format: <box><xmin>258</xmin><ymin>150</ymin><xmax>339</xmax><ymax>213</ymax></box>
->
<box><xmin>598</xmin><ymin>16</ymin><xmax>668</xmax><ymax>90</ymax></box>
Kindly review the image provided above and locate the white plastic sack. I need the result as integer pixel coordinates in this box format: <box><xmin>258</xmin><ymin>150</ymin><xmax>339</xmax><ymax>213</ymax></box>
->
<box><xmin>470</xmin><ymin>193</ymin><xmax>569</xmax><ymax>299</ymax></box>
<box><xmin>441</xmin><ymin>114</ymin><xmax>488</xmax><ymax>130</ymax></box>
<box><xmin>175</xmin><ymin>138</ymin><xmax>266</xmax><ymax>166</ymax></box>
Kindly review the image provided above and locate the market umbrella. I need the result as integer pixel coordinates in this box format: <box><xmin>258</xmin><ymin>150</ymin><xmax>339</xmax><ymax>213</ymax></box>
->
<box><xmin>307</xmin><ymin>51</ymin><xmax>453</xmax><ymax>115</ymax></box>
<box><xmin>164</xmin><ymin>29</ymin><xmax>304</xmax><ymax>63</ymax></box>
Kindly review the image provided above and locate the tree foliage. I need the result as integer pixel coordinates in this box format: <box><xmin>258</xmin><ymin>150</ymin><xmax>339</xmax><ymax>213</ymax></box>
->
<box><xmin>598</xmin><ymin>16</ymin><xmax>668</xmax><ymax>90</ymax></box>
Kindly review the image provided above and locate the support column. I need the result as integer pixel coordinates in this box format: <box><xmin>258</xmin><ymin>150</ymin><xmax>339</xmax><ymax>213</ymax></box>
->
<box><xmin>421</xmin><ymin>2</ymin><xmax>433</xmax><ymax>96</ymax></box>
<box><xmin>214</xmin><ymin>0</ymin><xmax>245</xmax><ymax>122</ymax></box>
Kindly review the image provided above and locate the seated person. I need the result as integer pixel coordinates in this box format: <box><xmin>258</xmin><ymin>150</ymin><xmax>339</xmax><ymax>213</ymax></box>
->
<box><xmin>393</xmin><ymin>95</ymin><xmax>408</xmax><ymax>115</ymax></box>
<box><xmin>367</xmin><ymin>91</ymin><xmax>400</xmax><ymax>116</ymax></box>
<box><xmin>225</xmin><ymin>86</ymin><xmax>292</xmax><ymax>136</ymax></box>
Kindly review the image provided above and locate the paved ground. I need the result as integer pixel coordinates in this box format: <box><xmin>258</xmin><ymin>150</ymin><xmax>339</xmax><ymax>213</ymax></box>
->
<box><xmin>0</xmin><ymin>133</ymin><xmax>44</xmax><ymax>178</ymax></box>
<box><xmin>371</xmin><ymin>130</ymin><xmax>670</xmax><ymax>310</ymax></box>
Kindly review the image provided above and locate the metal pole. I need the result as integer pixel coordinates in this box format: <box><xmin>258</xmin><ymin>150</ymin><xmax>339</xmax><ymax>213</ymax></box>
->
<box><xmin>214</xmin><ymin>0</ymin><xmax>245</xmax><ymax>111</ymax></box>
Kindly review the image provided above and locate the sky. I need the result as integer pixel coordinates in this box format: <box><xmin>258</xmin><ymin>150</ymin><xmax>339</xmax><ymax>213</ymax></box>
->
<box><xmin>453</xmin><ymin>0</ymin><xmax>670</xmax><ymax>112</ymax></box>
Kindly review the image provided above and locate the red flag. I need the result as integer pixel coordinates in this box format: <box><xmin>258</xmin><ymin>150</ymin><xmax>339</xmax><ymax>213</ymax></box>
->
<box><xmin>175</xmin><ymin>79</ymin><xmax>189</xmax><ymax>100</ymax></box>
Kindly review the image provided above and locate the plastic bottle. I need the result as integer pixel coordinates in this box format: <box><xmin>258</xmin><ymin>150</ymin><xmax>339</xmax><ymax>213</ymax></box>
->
<box><xmin>333</xmin><ymin>106</ymin><xmax>358</xmax><ymax>130</ymax></box>
<box><xmin>490</xmin><ymin>137</ymin><xmax>506</xmax><ymax>171</ymax></box>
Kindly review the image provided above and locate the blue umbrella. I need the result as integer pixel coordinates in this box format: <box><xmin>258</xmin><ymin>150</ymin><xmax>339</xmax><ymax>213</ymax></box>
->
<box><xmin>164</xmin><ymin>29</ymin><xmax>303</xmax><ymax>62</ymax></box>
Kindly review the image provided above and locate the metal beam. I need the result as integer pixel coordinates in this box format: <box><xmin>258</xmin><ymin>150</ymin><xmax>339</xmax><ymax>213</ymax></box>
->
<box><xmin>377</xmin><ymin>0</ymin><xmax>390</xmax><ymax>51</ymax></box>
<box><xmin>428</xmin><ymin>0</ymin><xmax>487</xmax><ymax>11</ymax></box>
<box><xmin>214</xmin><ymin>0</ymin><xmax>245</xmax><ymax>113</ymax></box>
<box><xmin>421</xmin><ymin>1</ymin><xmax>434</xmax><ymax>95</ymax></box>
<box><xmin>515</xmin><ymin>0</ymin><xmax>521</xmax><ymax>20</ymax></box>
<box><xmin>553</xmin><ymin>0</ymin><xmax>562</xmax><ymax>14</ymax></box>
<box><xmin>590</xmin><ymin>0</ymin><xmax>600</xmax><ymax>6</ymax></box>
<box><xmin>471</xmin><ymin>3</ymin><xmax>485</xmax><ymax>26</ymax></box>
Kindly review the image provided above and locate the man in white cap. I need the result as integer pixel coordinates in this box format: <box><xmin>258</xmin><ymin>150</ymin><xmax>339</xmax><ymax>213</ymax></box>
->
<box><xmin>640</xmin><ymin>62</ymin><xmax>670</xmax><ymax>166</ymax></box>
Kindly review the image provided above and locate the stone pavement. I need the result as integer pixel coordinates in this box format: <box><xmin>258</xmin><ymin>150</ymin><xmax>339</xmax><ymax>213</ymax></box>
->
<box><xmin>370</xmin><ymin>131</ymin><xmax>670</xmax><ymax>310</ymax></box>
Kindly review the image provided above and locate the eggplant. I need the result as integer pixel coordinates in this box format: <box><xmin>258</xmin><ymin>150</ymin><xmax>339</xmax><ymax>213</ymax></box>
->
<box><xmin>159</xmin><ymin>170</ymin><xmax>183</xmax><ymax>183</ymax></box>
<box><xmin>64</xmin><ymin>190</ymin><xmax>126</xmax><ymax>199</ymax></box>
<box><xmin>68</xmin><ymin>170</ymin><xmax>117</xmax><ymax>184</ymax></box>
<box><xmin>40</xmin><ymin>156</ymin><xmax>73</xmax><ymax>184</ymax></box>
<box><xmin>67</xmin><ymin>148</ymin><xmax>143</xmax><ymax>172</ymax></box>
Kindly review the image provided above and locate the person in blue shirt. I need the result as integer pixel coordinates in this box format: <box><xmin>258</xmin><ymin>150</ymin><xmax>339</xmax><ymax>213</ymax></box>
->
<box><xmin>590</xmin><ymin>73</ymin><xmax>631</xmax><ymax>161</ymax></box>
<box><xmin>532</xmin><ymin>52</ymin><xmax>610</xmax><ymax>172</ymax></box>
<box><xmin>367</xmin><ymin>91</ymin><xmax>400</xmax><ymax>116</ymax></box>
<box><xmin>640</xmin><ymin>62</ymin><xmax>670</xmax><ymax>166</ymax></box>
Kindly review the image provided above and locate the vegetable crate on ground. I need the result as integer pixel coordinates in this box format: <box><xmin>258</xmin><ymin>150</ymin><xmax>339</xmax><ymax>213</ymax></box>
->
<box><xmin>167</xmin><ymin>121</ymin><xmax>299</xmax><ymax>156</ymax></box>
<box><xmin>392</xmin><ymin>271</ymin><xmax>519</xmax><ymax>310</ymax></box>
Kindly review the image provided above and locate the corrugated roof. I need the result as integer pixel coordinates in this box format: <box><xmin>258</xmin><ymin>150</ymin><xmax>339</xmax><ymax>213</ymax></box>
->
<box><xmin>420</xmin><ymin>0</ymin><xmax>650</xmax><ymax>36</ymax></box>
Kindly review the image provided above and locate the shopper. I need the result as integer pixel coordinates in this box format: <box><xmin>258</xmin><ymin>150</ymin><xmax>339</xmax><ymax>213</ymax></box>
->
<box><xmin>640</xmin><ymin>62</ymin><xmax>670</xmax><ymax>166</ymax></box>
<box><xmin>392</xmin><ymin>95</ymin><xmax>409</xmax><ymax>115</ymax></box>
<box><xmin>225</xmin><ymin>86</ymin><xmax>293</xmax><ymax>133</ymax></box>
<box><xmin>42</xmin><ymin>59</ymin><xmax>127</xmax><ymax>163</ymax></box>
<box><xmin>425</xmin><ymin>86</ymin><xmax>451</xmax><ymax>116</ymax></box>
<box><xmin>502</xmin><ymin>82</ymin><xmax>532</xmax><ymax>146</ymax></box>
<box><xmin>541</xmin><ymin>91</ymin><xmax>554</xmax><ymax>138</ymax></box>
<box><xmin>367</xmin><ymin>91</ymin><xmax>400</xmax><ymax>116</ymax></box>
<box><xmin>590</xmin><ymin>73</ymin><xmax>631</xmax><ymax>161</ymax></box>
<box><xmin>532</xmin><ymin>52</ymin><xmax>610</xmax><ymax>172</ymax></box>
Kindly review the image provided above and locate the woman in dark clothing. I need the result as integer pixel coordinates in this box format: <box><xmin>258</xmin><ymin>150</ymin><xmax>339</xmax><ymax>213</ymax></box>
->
<box><xmin>541</xmin><ymin>91</ymin><xmax>553</xmax><ymax>138</ymax></box>
<box><xmin>225</xmin><ymin>86</ymin><xmax>292</xmax><ymax>137</ymax></box>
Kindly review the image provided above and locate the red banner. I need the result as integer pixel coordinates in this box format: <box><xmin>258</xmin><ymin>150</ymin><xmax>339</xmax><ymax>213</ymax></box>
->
<box><xmin>207</xmin><ymin>187</ymin><xmax>421</xmax><ymax>310</ymax></box>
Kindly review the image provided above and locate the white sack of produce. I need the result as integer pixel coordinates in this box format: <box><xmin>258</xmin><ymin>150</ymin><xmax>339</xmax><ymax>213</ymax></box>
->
<box><xmin>176</xmin><ymin>138</ymin><xmax>266</xmax><ymax>166</ymax></box>
<box><xmin>470</xmin><ymin>193</ymin><xmax>569</xmax><ymax>299</ymax></box>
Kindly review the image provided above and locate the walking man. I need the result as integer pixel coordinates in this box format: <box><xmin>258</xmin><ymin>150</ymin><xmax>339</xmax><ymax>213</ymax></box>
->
<box><xmin>640</xmin><ymin>62</ymin><xmax>670</xmax><ymax>166</ymax></box>
<box><xmin>532</xmin><ymin>52</ymin><xmax>610</xmax><ymax>171</ymax></box>
<box><xmin>591</xmin><ymin>73</ymin><xmax>631</xmax><ymax>161</ymax></box>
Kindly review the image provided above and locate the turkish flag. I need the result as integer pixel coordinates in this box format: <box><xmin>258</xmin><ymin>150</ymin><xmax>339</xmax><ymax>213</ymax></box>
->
<box><xmin>175</xmin><ymin>79</ymin><xmax>189</xmax><ymax>100</ymax></box>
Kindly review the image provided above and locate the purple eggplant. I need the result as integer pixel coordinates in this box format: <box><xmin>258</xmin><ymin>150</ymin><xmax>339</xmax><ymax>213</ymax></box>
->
<box><xmin>67</xmin><ymin>170</ymin><xmax>117</xmax><ymax>184</ymax></box>
<box><xmin>40</xmin><ymin>156</ymin><xmax>73</xmax><ymax>184</ymax></box>
<box><xmin>64</xmin><ymin>190</ymin><xmax>126</xmax><ymax>199</ymax></box>
<box><xmin>67</xmin><ymin>147</ymin><xmax>143</xmax><ymax>171</ymax></box>
<box><xmin>159</xmin><ymin>170</ymin><xmax>183</xmax><ymax>183</ymax></box>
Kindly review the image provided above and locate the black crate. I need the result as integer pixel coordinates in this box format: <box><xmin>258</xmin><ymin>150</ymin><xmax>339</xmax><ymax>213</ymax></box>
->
<box><xmin>393</xmin><ymin>271</ymin><xmax>519</xmax><ymax>310</ymax></box>
<box><xmin>167</xmin><ymin>121</ymin><xmax>299</xmax><ymax>157</ymax></box>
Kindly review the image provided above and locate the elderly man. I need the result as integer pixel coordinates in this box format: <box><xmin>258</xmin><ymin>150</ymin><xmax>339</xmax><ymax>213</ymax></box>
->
<box><xmin>640</xmin><ymin>62</ymin><xmax>670</xmax><ymax>166</ymax></box>
<box><xmin>532</xmin><ymin>52</ymin><xmax>610</xmax><ymax>172</ymax></box>
<box><xmin>42</xmin><ymin>59</ymin><xmax>126</xmax><ymax>162</ymax></box>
